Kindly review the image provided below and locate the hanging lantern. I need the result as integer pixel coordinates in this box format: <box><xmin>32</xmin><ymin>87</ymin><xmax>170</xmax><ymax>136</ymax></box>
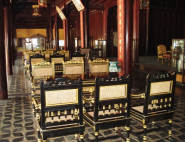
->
<box><xmin>32</xmin><ymin>5</ymin><xmax>41</xmax><ymax>16</ymax></box>
<box><xmin>38</xmin><ymin>0</ymin><xmax>47</xmax><ymax>7</ymax></box>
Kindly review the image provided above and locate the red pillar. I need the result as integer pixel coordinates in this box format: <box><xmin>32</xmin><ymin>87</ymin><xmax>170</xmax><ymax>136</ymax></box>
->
<box><xmin>63</xmin><ymin>20</ymin><xmax>66</xmax><ymax>50</ymax></box>
<box><xmin>80</xmin><ymin>11</ymin><xmax>84</xmax><ymax>48</ymax></box>
<box><xmin>117</xmin><ymin>0</ymin><xmax>126</xmax><ymax>76</ymax></box>
<box><xmin>64</xmin><ymin>4</ymin><xmax>70</xmax><ymax>51</ymax></box>
<box><xmin>125</xmin><ymin>0</ymin><xmax>133</xmax><ymax>75</ymax></box>
<box><xmin>82</xmin><ymin>0</ymin><xmax>89</xmax><ymax>48</ymax></box>
<box><xmin>4</xmin><ymin>1</ymin><xmax>13</xmax><ymax>76</ymax></box>
<box><xmin>117</xmin><ymin>0</ymin><xmax>133</xmax><ymax>76</ymax></box>
<box><xmin>0</xmin><ymin>0</ymin><xmax>8</xmax><ymax>100</ymax></box>
<box><xmin>133</xmin><ymin>0</ymin><xmax>140</xmax><ymax>63</ymax></box>
<box><xmin>55</xmin><ymin>14</ymin><xmax>59</xmax><ymax>51</ymax></box>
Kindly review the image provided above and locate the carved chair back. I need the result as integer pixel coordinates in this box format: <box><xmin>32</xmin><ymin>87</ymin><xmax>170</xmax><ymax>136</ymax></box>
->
<box><xmin>143</xmin><ymin>72</ymin><xmax>176</xmax><ymax>116</ymax></box>
<box><xmin>63</xmin><ymin>60</ymin><xmax>84</xmax><ymax>75</ymax></box>
<box><xmin>93</xmin><ymin>75</ymin><xmax>131</xmax><ymax>122</ymax></box>
<box><xmin>89</xmin><ymin>58</ymin><xmax>109</xmax><ymax>74</ymax></box>
<box><xmin>40</xmin><ymin>78</ymin><xmax>83</xmax><ymax>130</ymax></box>
<box><xmin>30</xmin><ymin>54</ymin><xmax>45</xmax><ymax>76</ymax></box>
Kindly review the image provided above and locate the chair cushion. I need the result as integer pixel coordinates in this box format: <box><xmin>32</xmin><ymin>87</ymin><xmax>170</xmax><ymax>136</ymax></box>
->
<box><xmin>163</xmin><ymin>54</ymin><xmax>171</xmax><ymax>58</ymax></box>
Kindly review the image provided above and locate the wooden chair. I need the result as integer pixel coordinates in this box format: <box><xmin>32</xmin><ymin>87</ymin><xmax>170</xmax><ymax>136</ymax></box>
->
<box><xmin>71</xmin><ymin>52</ymin><xmax>85</xmax><ymax>72</ymax></box>
<box><xmin>36</xmin><ymin>78</ymin><xmax>85</xmax><ymax>142</ymax></box>
<box><xmin>50</xmin><ymin>54</ymin><xmax>65</xmax><ymax>73</ymax></box>
<box><xmin>131</xmin><ymin>72</ymin><xmax>176</xmax><ymax>142</ymax></box>
<box><xmin>83</xmin><ymin>75</ymin><xmax>132</xmax><ymax>142</ymax></box>
<box><xmin>30</xmin><ymin>54</ymin><xmax>45</xmax><ymax>77</ymax></box>
<box><xmin>31</xmin><ymin>61</ymin><xmax>55</xmax><ymax>95</ymax></box>
<box><xmin>63</xmin><ymin>60</ymin><xmax>84</xmax><ymax>75</ymax></box>
<box><xmin>89</xmin><ymin>58</ymin><xmax>109</xmax><ymax>76</ymax></box>
<box><xmin>157</xmin><ymin>44</ymin><xmax>171</xmax><ymax>66</ymax></box>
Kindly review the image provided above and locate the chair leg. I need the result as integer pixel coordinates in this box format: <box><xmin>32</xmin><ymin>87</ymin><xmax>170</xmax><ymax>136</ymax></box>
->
<box><xmin>168</xmin><ymin>119</ymin><xmax>173</xmax><ymax>141</ymax></box>
<box><xmin>143</xmin><ymin>124</ymin><xmax>147</xmax><ymax>142</ymax></box>
<box><xmin>125</xmin><ymin>126</ymin><xmax>130</xmax><ymax>142</ymax></box>
<box><xmin>80</xmin><ymin>131</ymin><xmax>84</xmax><ymax>142</ymax></box>
<box><xmin>94</xmin><ymin>131</ymin><xmax>99</xmax><ymax>142</ymax></box>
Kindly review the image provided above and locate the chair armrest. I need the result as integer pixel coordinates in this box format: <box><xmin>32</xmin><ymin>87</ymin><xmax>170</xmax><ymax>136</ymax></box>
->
<box><xmin>158</xmin><ymin>51</ymin><xmax>163</xmax><ymax>55</ymax></box>
<box><xmin>131</xmin><ymin>93</ymin><xmax>145</xmax><ymax>99</ymax></box>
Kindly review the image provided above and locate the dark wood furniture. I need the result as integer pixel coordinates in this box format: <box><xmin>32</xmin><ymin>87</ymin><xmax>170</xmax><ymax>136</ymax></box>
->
<box><xmin>29</xmin><ymin>54</ymin><xmax>45</xmax><ymax>77</ymax></box>
<box><xmin>36</xmin><ymin>78</ymin><xmax>85</xmax><ymax>142</ymax></box>
<box><xmin>131</xmin><ymin>72</ymin><xmax>176</xmax><ymax>142</ymax></box>
<box><xmin>83</xmin><ymin>75</ymin><xmax>132</xmax><ymax>142</ymax></box>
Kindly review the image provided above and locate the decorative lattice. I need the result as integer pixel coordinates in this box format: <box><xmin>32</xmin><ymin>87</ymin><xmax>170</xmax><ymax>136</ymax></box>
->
<box><xmin>99</xmin><ymin>84</ymin><xmax>127</xmax><ymax>100</ymax></box>
<box><xmin>45</xmin><ymin>89</ymin><xmax>78</xmax><ymax>106</ymax></box>
<box><xmin>150</xmin><ymin>81</ymin><xmax>172</xmax><ymax>96</ymax></box>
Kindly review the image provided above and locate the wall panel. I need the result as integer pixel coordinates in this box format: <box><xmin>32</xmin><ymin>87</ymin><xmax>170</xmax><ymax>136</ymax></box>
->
<box><xmin>89</xmin><ymin>10</ymin><xmax>103</xmax><ymax>48</ymax></box>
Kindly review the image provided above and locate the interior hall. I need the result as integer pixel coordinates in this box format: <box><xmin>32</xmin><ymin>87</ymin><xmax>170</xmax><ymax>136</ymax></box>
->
<box><xmin>0</xmin><ymin>0</ymin><xmax>185</xmax><ymax>142</ymax></box>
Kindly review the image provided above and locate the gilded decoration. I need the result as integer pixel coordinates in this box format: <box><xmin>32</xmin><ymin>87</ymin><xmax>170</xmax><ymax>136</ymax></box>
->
<box><xmin>45</xmin><ymin>89</ymin><xmax>78</xmax><ymax>106</ymax></box>
<box><xmin>99</xmin><ymin>84</ymin><xmax>127</xmax><ymax>100</ymax></box>
<box><xmin>150</xmin><ymin>81</ymin><xmax>173</xmax><ymax>96</ymax></box>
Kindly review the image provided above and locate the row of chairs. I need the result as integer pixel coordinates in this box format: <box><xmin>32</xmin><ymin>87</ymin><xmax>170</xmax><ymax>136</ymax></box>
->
<box><xmin>34</xmin><ymin>72</ymin><xmax>176</xmax><ymax>142</ymax></box>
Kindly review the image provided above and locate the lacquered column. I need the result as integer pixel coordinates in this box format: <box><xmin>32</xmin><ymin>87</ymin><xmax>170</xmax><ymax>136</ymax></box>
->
<box><xmin>0</xmin><ymin>0</ymin><xmax>8</xmax><ymax>100</ymax></box>
<box><xmin>80</xmin><ymin>11</ymin><xmax>84</xmax><ymax>48</ymax></box>
<box><xmin>64</xmin><ymin>4</ymin><xmax>70</xmax><ymax>51</ymax></box>
<box><xmin>117</xmin><ymin>0</ymin><xmax>126</xmax><ymax>76</ymax></box>
<box><xmin>4</xmin><ymin>1</ymin><xmax>13</xmax><ymax>76</ymax></box>
<box><xmin>133</xmin><ymin>0</ymin><xmax>140</xmax><ymax>63</ymax></box>
<box><xmin>63</xmin><ymin>20</ymin><xmax>66</xmax><ymax>50</ymax></box>
<box><xmin>82</xmin><ymin>0</ymin><xmax>89</xmax><ymax>48</ymax></box>
<box><xmin>125</xmin><ymin>0</ymin><xmax>133</xmax><ymax>75</ymax></box>
<box><xmin>55</xmin><ymin>14</ymin><xmax>59</xmax><ymax>51</ymax></box>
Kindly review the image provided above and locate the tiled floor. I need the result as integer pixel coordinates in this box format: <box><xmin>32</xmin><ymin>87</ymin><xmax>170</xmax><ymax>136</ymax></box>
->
<box><xmin>0</xmin><ymin>56</ymin><xmax>185</xmax><ymax>142</ymax></box>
